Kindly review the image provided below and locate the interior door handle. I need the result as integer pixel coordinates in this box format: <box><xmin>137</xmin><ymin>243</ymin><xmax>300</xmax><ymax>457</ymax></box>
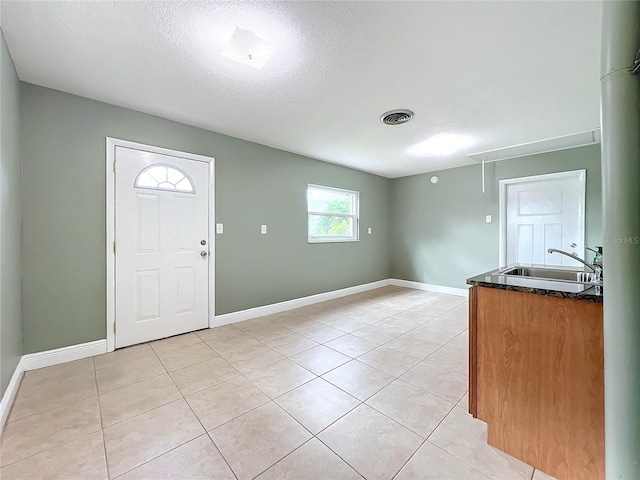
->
<box><xmin>200</xmin><ymin>251</ymin><xmax>208</xmax><ymax>257</ymax></box>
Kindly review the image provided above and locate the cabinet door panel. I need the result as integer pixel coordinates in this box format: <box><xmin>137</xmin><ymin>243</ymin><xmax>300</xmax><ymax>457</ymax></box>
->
<box><xmin>474</xmin><ymin>287</ymin><xmax>603</xmax><ymax>480</ymax></box>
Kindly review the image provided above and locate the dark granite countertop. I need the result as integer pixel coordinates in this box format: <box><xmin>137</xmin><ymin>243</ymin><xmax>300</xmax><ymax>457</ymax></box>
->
<box><xmin>466</xmin><ymin>266</ymin><xmax>603</xmax><ymax>303</ymax></box>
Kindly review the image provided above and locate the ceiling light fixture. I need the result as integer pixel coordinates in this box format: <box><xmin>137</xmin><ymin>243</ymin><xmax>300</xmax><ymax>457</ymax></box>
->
<box><xmin>408</xmin><ymin>133</ymin><xmax>475</xmax><ymax>157</ymax></box>
<box><xmin>221</xmin><ymin>26</ymin><xmax>277</xmax><ymax>69</ymax></box>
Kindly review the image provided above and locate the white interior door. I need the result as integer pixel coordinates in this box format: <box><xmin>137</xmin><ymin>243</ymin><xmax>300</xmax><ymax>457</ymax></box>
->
<box><xmin>115</xmin><ymin>146</ymin><xmax>210</xmax><ymax>348</ymax></box>
<box><xmin>500</xmin><ymin>170</ymin><xmax>586</xmax><ymax>267</ymax></box>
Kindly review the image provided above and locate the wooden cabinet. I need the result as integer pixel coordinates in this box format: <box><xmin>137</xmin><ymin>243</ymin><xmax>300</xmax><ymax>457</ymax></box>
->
<box><xmin>468</xmin><ymin>286</ymin><xmax>604</xmax><ymax>480</ymax></box>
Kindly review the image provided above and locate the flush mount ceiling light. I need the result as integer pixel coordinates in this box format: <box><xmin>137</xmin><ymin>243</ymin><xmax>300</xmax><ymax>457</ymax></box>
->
<box><xmin>408</xmin><ymin>133</ymin><xmax>475</xmax><ymax>157</ymax></box>
<box><xmin>221</xmin><ymin>26</ymin><xmax>277</xmax><ymax>69</ymax></box>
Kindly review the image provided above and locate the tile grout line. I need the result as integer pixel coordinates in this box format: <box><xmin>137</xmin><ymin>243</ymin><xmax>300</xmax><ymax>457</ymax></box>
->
<box><xmin>422</xmin><ymin>405</ymin><xmax>505</xmax><ymax>480</ymax></box>
<box><xmin>363</xmin><ymin>400</ymin><xmax>448</xmax><ymax>442</ymax></box>
<box><xmin>427</xmin><ymin>441</ymin><xmax>500</xmax><ymax>480</ymax></box>
<box><xmin>0</xmin><ymin>428</ymin><xmax>104</xmax><ymax>471</ymax></box>
<box><xmin>98</xmin><ymin>348</ymin><xmax>193</xmax><ymax>429</ymax></box>
<box><xmin>251</xmin><ymin>333</ymin><xmax>463</xmax><ymax>478</ymax></box>
<box><xmin>244</xmin><ymin>369</ymin><xmax>318</xmax><ymax>400</ymax></box>
<box><xmin>244</xmin><ymin>390</ymin><xmax>368</xmax><ymax>480</ymax></box>
<box><xmin>230</xmin><ymin>291</ymin><xmax>469</xmax><ymax>412</ymax></box>
<box><xmin>5</xmin><ymin>390</ymin><xmax>100</xmax><ymax>425</ymax></box>
<box><xmin>245</xmin><ymin>400</ymin><xmax>324</xmax><ymax>472</ymax></box>
<box><xmin>6</xmin><ymin>360</ymin><xmax>102</xmax><ymax>425</ymax></box>
<box><xmin>97</xmin><ymin>369</ymin><xmax>165</xmax><ymax>396</ymax></box>
<box><xmin>169</xmin><ymin>356</ymin><xmax>243</xmax><ymax>398</ymax></box>
<box><xmin>92</xmin><ymin>356</ymin><xmax>112</xmax><ymax>480</ymax></box>
<box><xmin>171</xmin><ymin>357</ymin><xmax>366</xmax><ymax>478</ymax></box>
<box><xmin>311</xmin><ymin>428</ymin><xmax>367</xmax><ymax>479</ymax></box>
<box><xmin>152</xmin><ymin>338</ymin><xmax>222</xmax><ymax>372</ymax></box>
<box><xmin>388</xmin><ymin>403</ymin><xmax>461</xmax><ymax>480</ymax></box>
<box><xmin>2</xmin><ymin>354</ymin><xmax>146</xmax><ymax>470</ymax></box>
<box><xmin>251</xmin><ymin>302</ymin><xmax>490</xmax><ymax>480</ymax></box>
<box><xmin>248</xmin><ymin>437</ymin><xmax>318</xmax><ymax>480</ymax></box>
<box><xmin>156</xmin><ymin>364</ymin><xmax>240</xmax><ymax>480</ymax></box>
<box><xmin>199</xmin><ymin>394</ymin><xmax>271</xmax><ymax>434</ymax></box>
<box><xmin>0</xmin><ymin>362</ymin><xmax>104</xmax><ymax>470</ymax></box>
<box><xmin>107</xmin><ymin>340</ymin><xmax>239</xmax><ymax>480</ymax></box>
<box><xmin>11</xmin><ymin>364</ymin><xmax>94</xmax><ymax>393</ymax></box>
<box><xmin>3</xmin><ymin>358</ymin><xmax>103</xmax><ymax>467</ymax></box>
<box><xmin>3</xmin><ymin>288</ymin><xmax>468</xmax><ymax>479</ymax></box>
<box><xmin>280</xmin><ymin>292</ymin><xmax>469</xmax><ymax>479</ymax></box>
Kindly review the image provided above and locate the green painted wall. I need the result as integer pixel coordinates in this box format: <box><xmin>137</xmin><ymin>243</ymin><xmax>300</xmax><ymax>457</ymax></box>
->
<box><xmin>16</xmin><ymin>83</ymin><xmax>604</xmax><ymax>356</ymax></box>
<box><xmin>390</xmin><ymin>145</ymin><xmax>602</xmax><ymax>289</ymax></box>
<box><xmin>20</xmin><ymin>83</ymin><xmax>391</xmax><ymax>354</ymax></box>
<box><xmin>0</xmin><ymin>30</ymin><xmax>23</xmax><ymax>395</ymax></box>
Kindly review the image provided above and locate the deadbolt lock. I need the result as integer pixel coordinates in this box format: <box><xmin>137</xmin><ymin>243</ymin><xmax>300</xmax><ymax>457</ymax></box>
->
<box><xmin>201</xmin><ymin>240</ymin><xmax>207</xmax><ymax>245</ymax></box>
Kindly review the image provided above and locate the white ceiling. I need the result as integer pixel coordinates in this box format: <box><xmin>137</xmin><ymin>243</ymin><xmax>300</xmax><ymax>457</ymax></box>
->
<box><xmin>1</xmin><ymin>1</ymin><xmax>602</xmax><ymax>178</ymax></box>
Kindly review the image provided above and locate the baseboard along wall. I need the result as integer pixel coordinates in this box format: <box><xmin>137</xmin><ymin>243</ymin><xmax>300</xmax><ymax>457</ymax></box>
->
<box><xmin>0</xmin><ymin>278</ymin><xmax>466</xmax><ymax>433</ymax></box>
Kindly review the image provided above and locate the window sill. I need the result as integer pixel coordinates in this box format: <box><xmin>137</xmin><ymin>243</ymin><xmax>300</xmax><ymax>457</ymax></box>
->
<box><xmin>308</xmin><ymin>238</ymin><xmax>360</xmax><ymax>244</ymax></box>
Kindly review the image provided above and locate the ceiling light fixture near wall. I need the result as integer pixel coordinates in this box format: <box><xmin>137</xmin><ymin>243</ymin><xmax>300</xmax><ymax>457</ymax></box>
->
<box><xmin>380</xmin><ymin>109</ymin><xmax>414</xmax><ymax>125</ymax></box>
<box><xmin>221</xmin><ymin>26</ymin><xmax>277</xmax><ymax>69</ymax></box>
<box><xmin>408</xmin><ymin>133</ymin><xmax>475</xmax><ymax>157</ymax></box>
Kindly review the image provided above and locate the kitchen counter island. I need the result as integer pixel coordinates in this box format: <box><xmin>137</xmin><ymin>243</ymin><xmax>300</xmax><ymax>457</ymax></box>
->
<box><xmin>466</xmin><ymin>271</ymin><xmax>604</xmax><ymax>480</ymax></box>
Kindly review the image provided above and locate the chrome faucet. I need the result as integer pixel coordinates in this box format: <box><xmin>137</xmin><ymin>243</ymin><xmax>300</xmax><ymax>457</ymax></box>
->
<box><xmin>547</xmin><ymin>248</ymin><xmax>603</xmax><ymax>282</ymax></box>
<box><xmin>585</xmin><ymin>246</ymin><xmax>601</xmax><ymax>259</ymax></box>
<box><xmin>572</xmin><ymin>242</ymin><xmax>603</xmax><ymax>264</ymax></box>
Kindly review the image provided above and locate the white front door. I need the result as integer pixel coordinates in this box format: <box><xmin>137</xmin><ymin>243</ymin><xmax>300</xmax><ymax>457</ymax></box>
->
<box><xmin>115</xmin><ymin>146</ymin><xmax>210</xmax><ymax>348</ymax></box>
<box><xmin>500</xmin><ymin>170</ymin><xmax>586</xmax><ymax>267</ymax></box>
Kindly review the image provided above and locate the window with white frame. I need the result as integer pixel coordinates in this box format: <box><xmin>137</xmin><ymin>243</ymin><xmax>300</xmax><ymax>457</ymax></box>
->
<box><xmin>307</xmin><ymin>184</ymin><xmax>359</xmax><ymax>243</ymax></box>
<box><xmin>135</xmin><ymin>164</ymin><xmax>195</xmax><ymax>193</ymax></box>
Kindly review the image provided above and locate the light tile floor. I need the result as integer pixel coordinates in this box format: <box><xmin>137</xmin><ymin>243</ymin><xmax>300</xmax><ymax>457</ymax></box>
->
<box><xmin>0</xmin><ymin>286</ymin><xmax>554</xmax><ymax>479</ymax></box>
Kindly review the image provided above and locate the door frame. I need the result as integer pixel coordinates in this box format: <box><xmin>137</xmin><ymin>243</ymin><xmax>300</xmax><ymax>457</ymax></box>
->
<box><xmin>498</xmin><ymin>169</ymin><xmax>586</xmax><ymax>267</ymax></box>
<box><xmin>105</xmin><ymin>137</ymin><xmax>215</xmax><ymax>352</ymax></box>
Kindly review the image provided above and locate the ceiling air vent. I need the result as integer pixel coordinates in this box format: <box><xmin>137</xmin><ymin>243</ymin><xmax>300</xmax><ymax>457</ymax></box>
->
<box><xmin>380</xmin><ymin>109</ymin><xmax>414</xmax><ymax>126</ymax></box>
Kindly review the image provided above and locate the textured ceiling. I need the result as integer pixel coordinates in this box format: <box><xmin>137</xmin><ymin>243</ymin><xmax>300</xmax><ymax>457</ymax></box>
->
<box><xmin>1</xmin><ymin>1</ymin><xmax>602</xmax><ymax>178</ymax></box>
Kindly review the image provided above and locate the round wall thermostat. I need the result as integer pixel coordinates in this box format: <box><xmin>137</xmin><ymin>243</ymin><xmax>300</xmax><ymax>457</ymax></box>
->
<box><xmin>430</xmin><ymin>176</ymin><xmax>439</xmax><ymax>184</ymax></box>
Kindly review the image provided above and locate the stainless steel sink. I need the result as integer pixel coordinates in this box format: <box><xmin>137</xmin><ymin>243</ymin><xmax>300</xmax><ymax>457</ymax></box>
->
<box><xmin>499</xmin><ymin>266</ymin><xmax>599</xmax><ymax>284</ymax></box>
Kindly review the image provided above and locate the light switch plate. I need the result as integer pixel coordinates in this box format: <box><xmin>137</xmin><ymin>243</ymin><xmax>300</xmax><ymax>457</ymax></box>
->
<box><xmin>261</xmin><ymin>224</ymin><xmax>267</xmax><ymax>234</ymax></box>
<box><xmin>216</xmin><ymin>223</ymin><xmax>224</xmax><ymax>234</ymax></box>
<box><xmin>485</xmin><ymin>215</ymin><xmax>492</xmax><ymax>223</ymax></box>
<box><xmin>368</xmin><ymin>227</ymin><xmax>372</xmax><ymax>234</ymax></box>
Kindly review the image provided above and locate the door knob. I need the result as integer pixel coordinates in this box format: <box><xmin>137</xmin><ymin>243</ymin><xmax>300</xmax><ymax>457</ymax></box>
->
<box><xmin>200</xmin><ymin>251</ymin><xmax>208</xmax><ymax>257</ymax></box>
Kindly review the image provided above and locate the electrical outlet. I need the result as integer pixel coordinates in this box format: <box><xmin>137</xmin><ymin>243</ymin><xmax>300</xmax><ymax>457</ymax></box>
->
<box><xmin>216</xmin><ymin>223</ymin><xmax>224</xmax><ymax>234</ymax></box>
<box><xmin>261</xmin><ymin>224</ymin><xmax>267</xmax><ymax>234</ymax></box>
<box><xmin>485</xmin><ymin>215</ymin><xmax>492</xmax><ymax>223</ymax></box>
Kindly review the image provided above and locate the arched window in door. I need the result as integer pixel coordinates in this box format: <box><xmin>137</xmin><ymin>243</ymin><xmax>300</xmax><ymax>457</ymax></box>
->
<box><xmin>134</xmin><ymin>164</ymin><xmax>195</xmax><ymax>193</ymax></box>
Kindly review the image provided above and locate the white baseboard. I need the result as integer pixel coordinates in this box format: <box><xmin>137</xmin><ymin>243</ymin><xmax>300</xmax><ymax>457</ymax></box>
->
<box><xmin>0</xmin><ymin>358</ymin><xmax>25</xmax><ymax>433</ymax></box>
<box><xmin>390</xmin><ymin>278</ymin><xmax>470</xmax><ymax>297</ymax></box>
<box><xmin>0</xmin><ymin>339</ymin><xmax>107</xmax><ymax>434</ymax></box>
<box><xmin>1</xmin><ymin>277</ymin><xmax>463</xmax><ymax>432</ymax></box>
<box><xmin>21</xmin><ymin>339</ymin><xmax>108</xmax><ymax>372</ymax></box>
<box><xmin>212</xmin><ymin>279</ymin><xmax>392</xmax><ymax>327</ymax></box>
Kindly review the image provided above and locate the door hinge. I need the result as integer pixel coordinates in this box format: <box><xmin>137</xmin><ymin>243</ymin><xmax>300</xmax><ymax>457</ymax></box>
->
<box><xmin>113</xmin><ymin>160</ymin><xmax>117</xmax><ymax>173</ymax></box>
<box><xmin>113</xmin><ymin>241</ymin><xmax>116</xmax><ymax>254</ymax></box>
<box><xmin>113</xmin><ymin>322</ymin><xmax>117</xmax><ymax>334</ymax></box>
